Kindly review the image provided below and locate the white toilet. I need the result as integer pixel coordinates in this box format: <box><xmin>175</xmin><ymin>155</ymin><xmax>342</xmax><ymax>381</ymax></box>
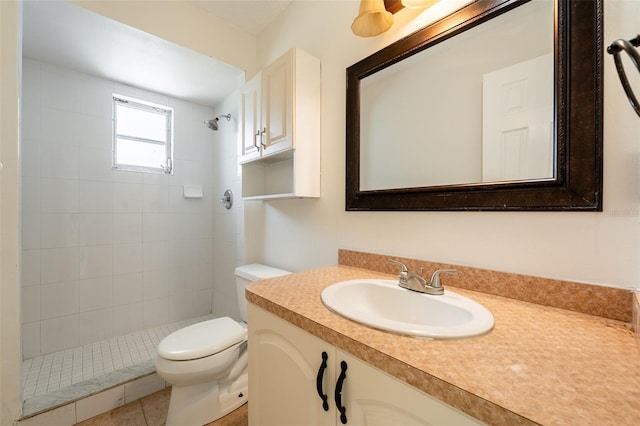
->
<box><xmin>155</xmin><ymin>264</ymin><xmax>291</xmax><ymax>426</ymax></box>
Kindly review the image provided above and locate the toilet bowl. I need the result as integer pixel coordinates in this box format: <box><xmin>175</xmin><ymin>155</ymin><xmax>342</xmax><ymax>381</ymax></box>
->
<box><xmin>155</xmin><ymin>264</ymin><xmax>290</xmax><ymax>426</ymax></box>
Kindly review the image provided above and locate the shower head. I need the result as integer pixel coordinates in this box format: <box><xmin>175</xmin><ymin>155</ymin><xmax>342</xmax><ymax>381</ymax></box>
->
<box><xmin>203</xmin><ymin>113</ymin><xmax>231</xmax><ymax>131</ymax></box>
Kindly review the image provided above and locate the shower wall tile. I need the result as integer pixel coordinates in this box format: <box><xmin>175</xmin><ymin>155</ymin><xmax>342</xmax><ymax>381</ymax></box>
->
<box><xmin>40</xmin><ymin>213</ymin><xmax>78</xmax><ymax>248</ymax></box>
<box><xmin>142</xmin><ymin>213</ymin><xmax>169</xmax><ymax>242</ymax></box>
<box><xmin>78</xmin><ymin>114</ymin><xmax>112</xmax><ymax>147</ymax></box>
<box><xmin>143</xmin><ymin>172</ymin><xmax>169</xmax><ymax>186</ymax></box>
<box><xmin>22</xmin><ymin>176</ymin><xmax>41</xmax><ymax>214</ymax></box>
<box><xmin>168</xmin><ymin>185</ymin><xmax>195</xmax><ymax>214</ymax></box>
<box><xmin>142</xmin><ymin>241</ymin><xmax>169</xmax><ymax>272</ymax></box>
<box><xmin>143</xmin><ymin>297</ymin><xmax>169</xmax><ymax>328</ymax></box>
<box><xmin>22</xmin><ymin>59</ymin><xmax>41</xmax><ymax>103</ymax></box>
<box><xmin>21</xmin><ymin>285</ymin><xmax>41</xmax><ymax>323</ymax></box>
<box><xmin>40</xmin><ymin>178</ymin><xmax>78</xmax><ymax>213</ymax></box>
<box><xmin>113</xmin><ymin>272</ymin><xmax>143</xmax><ymax>306</ymax></box>
<box><xmin>40</xmin><ymin>281</ymin><xmax>79</xmax><ymax>319</ymax></box>
<box><xmin>79</xmin><ymin>276</ymin><xmax>113</xmax><ymax>312</ymax></box>
<box><xmin>79</xmin><ymin>180</ymin><xmax>113</xmax><ymax>213</ymax></box>
<box><xmin>22</xmin><ymin>103</ymin><xmax>41</xmax><ymax>143</ymax></box>
<box><xmin>112</xmin><ymin>302</ymin><xmax>144</xmax><ymax>336</ymax></box>
<box><xmin>40</xmin><ymin>64</ymin><xmax>83</xmax><ymax>111</ymax></box>
<box><xmin>78</xmin><ymin>78</ymin><xmax>114</xmax><ymax>119</ymax></box>
<box><xmin>113</xmin><ymin>243</ymin><xmax>143</xmax><ymax>275</ymax></box>
<box><xmin>168</xmin><ymin>266</ymin><xmax>192</xmax><ymax>295</ymax></box>
<box><xmin>22</xmin><ymin>322</ymin><xmax>41</xmax><ymax>360</ymax></box>
<box><xmin>39</xmin><ymin>143</ymin><xmax>79</xmax><ymax>179</ymax></box>
<box><xmin>78</xmin><ymin>146</ymin><xmax>112</xmax><ymax>181</ymax></box>
<box><xmin>113</xmin><ymin>182</ymin><xmax>143</xmax><ymax>213</ymax></box>
<box><xmin>41</xmin><ymin>315</ymin><xmax>79</xmax><ymax>354</ymax></box>
<box><xmin>79</xmin><ymin>245</ymin><xmax>113</xmax><ymax>279</ymax></box>
<box><xmin>193</xmin><ymin>289</ymin><xmax>213</xmax><ymax>317</ymax></box>
<box><xmin>113</xmin><ymin>213</ymin><xmax>142</xmax><ymax>244</ymax></box>
<box><xmin>40</xmin><ymin>247</ymin><xmax>79</xmax><ymax>284</ymax></box>
<box><xmin>168</xmin><ymin>238</ymin><xmax>193</xmax><ymax>268</ymax></box>
<box><xmin>169</xmin><ymin>292</ymin><xmax>193</xmax><ymax>322</ymax></box>
<box><xmin>78</xmin><ymin>214</ymin><xmax>113</xmax><ymax>246</ymax></box>
<box><xmin>168</xmin><ymin>213</ymin><xmax>194</xmax><ymax>241</ymax></box>
<box><xmin>20</xmin><ymin>60</ymin><xmax>235</xmax><ymax>358</ymax></box>
<box><xmin>168</xmin><ymin>159</ymin><xmax>190</xmax><ymax>186</ymax></box>
<box><xmin>22</xmin><ymin>214</ymin><xmax>41</xmax><ymax>250</ymax></box>
<box><xmin>193</xmin><ymin>263</ymin><xmax>214</xmax><ymax>291</ymax></box>
<box><xmin>142</xmin><ymin>268</ymin><xmax>169</xmax><ymax>300</ymax></box>
<box><xmin>22</xmin><ymin>249</ymin><xmax>41</xmax><ymax>287</ymax></box>
<box><xmin>78</xmin><ymin>308</ymin><xmax>114</xmax><ymax>346</ymax></box>
<box><xmin>21</xmin><ymin>138</ymin><xmax>41</xmax><ymax>177</ymax></box>
<box><xmin>142</xmin><ymin>184</ymin><xmax>169</xmax><ymax>213</ymax></box>
<box><xmin>195</xmin><ymin>238</ymin><xmax>214</xmax><ymax>264</ymax></box>
<box><xmin>40</xmin><ymin>107</ymin><xmax>79</xmax><ymax>146</ymax></box>
<box><xmin>111</xmin><ymin>169</ymin><xmax>143</xmax><ymax>184</ymax></box>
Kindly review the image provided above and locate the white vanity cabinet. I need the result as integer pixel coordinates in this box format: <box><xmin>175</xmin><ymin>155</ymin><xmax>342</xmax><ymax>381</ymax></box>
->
<box><xmin>240</xmin><ymin>48</ymin><xmax>320</xmax><ymax>199</ymax></box>
<box><xmin>248</xmin><ymin>305</ymin><xmax>484</xmax><ymax>426</ymax></box>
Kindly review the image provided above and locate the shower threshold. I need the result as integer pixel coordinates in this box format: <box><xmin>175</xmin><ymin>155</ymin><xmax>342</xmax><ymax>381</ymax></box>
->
<box><xmin>21</xmin><ymin>313</ymin><xmax>216</xmax><ymax>417</ymax></box>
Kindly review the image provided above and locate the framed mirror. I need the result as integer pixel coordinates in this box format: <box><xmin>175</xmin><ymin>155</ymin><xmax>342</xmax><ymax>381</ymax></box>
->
<box><xmin>346</xmin><ymin>0</ymin><xmax>603</xmax><ymax>211</ymax></box>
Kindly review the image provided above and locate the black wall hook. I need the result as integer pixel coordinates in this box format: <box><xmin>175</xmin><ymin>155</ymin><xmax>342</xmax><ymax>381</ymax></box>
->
<box><xmin>607</xmin><ymin>35</ymin><xmax>640</xmax><ymax>118</ymax></box>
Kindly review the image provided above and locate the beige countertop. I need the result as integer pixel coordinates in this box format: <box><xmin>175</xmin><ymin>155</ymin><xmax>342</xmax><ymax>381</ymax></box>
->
<box><xmin>246</xmin><ymin>265</ymin><xmax>640</xmax><ymax>426</ymax></box>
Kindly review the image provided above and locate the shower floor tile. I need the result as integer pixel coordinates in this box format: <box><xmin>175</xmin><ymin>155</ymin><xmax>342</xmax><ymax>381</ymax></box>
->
<box><xmin>22</xmin><ymin>314</ymin><xmax>216</xmax><ymax>411</ymax></box>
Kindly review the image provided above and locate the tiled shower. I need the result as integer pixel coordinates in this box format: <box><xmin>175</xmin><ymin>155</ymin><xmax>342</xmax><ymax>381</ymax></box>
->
<box><xmin>20</xmin><ymin>58</ymin><xmax>243</xmax><ymax>412</ymax></box>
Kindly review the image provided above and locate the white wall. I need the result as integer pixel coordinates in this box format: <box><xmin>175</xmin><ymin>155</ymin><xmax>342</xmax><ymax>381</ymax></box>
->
<box><xmin>1</xmin><ymin>1</ymin><xmax>23</xmax><ymax>423</ymax></box>
<box><xmin>246</xmin><ymin>0</ymin><xmax>640</xmax><ymax>290</ymax></box>
<box><xmin>210</xmin><ymin>90</ymin><xmax>246</xmax><ymax>320</ymax></box>
<box><xmin>20</xmin><ymin>58</ymin><xmax>224</xmax><ymax>358</ymax></box>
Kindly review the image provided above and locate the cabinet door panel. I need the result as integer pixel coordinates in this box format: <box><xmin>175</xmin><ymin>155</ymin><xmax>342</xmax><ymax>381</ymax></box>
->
<box><xmin>339</xmin><ymin>351</ymin><xmax>484</xmax><ymax>426</ymax></box>
<box><xmin>249</xmin><ymin>305</ymin><xmax>335</xmax><ymax>426</ymax></box>
<box><xmin>241</xmin><ymin>74</ymin><xmax>262</xmax><ymax>162</ymax></box>
<box><xmin>262</xmin><ymin>53</ymin><xmax>292</xmax><ymax>156</ymax></box>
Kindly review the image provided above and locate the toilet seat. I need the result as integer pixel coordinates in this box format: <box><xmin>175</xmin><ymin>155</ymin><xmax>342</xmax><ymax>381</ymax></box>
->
<box><xmin>158</xmin><ymin>317</ymin><xmax>245</xmax><ymax>361</ymax></box>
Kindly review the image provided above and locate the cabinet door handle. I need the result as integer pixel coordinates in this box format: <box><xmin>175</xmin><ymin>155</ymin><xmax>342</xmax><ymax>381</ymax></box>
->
<box><xmin>315</xmin><ymin>351</ymin><xmax>329</xmax><ymax>411</ymax></box>
<box><xmin>260</xmin><ymin>127</ymin><xmax>267</xmax><ymax>148</ymax></box>
<box><xmin>334</xmin><ymin>360</ymin><xmax>348</xmax><ymax>424</ymax></box>
<box><xmin>253</xmin><ymin>130</ymin><xmax>261</xmax><ymax>151</ymax></box>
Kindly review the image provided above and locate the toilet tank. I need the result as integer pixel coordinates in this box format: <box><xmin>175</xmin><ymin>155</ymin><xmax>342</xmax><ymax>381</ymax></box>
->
<box><xmin>235</xmin><ymin>264</ymin><xmax>291</xmax><ymax>321</ymax></box>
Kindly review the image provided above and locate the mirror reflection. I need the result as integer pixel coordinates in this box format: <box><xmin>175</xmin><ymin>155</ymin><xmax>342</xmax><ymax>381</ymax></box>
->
<box><xmin>359</xmin><ymin>0</ymin><xmax>554</xmax><ymax>191</ymax></box>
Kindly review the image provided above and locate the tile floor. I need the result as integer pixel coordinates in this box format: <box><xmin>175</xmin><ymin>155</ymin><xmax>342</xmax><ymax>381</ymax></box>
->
<box><xmin>75</xmin><ymin>388</ymin><xmax>248</xmax><ymax>426</ymax></box>
<box><xmin>22</xmin><ymin>314</ymin><xmax>216</xmax><ymax>414</ymax></box>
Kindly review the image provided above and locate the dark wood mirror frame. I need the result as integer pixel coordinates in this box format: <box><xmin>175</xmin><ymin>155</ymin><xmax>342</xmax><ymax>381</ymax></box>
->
<box><xmin>346</xmin><ymin>0</ymin><xmax>603</xmax><ymax>211</ymax></box>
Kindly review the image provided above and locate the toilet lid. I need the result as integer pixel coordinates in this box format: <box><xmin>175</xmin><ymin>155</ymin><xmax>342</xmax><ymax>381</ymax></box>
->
<box><xmin>158</xmin><ymin>317</ymin><xmax>246</xmax><ymax>361</ymax></box>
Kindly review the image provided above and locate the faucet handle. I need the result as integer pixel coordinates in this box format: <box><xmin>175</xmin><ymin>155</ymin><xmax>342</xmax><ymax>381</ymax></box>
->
<box><xmin>429</xmin><ymin>269</ymin><xmax>459</xmax><ymax>288</ymax></box>
<box><xmin>388</xmin><ymin>259</ymin><xmax>409</xmax><ymax>281</ymax></box>
<box><xmin>388</xmin><ymin>259</ymin><xmax>408</xmax><ymax>272</ymax></box>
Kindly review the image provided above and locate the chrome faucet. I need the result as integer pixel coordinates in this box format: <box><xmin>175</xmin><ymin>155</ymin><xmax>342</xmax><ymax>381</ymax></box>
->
<box><xmin>388</xmin><ymin>259</ymin><xmax>459</xmax><ymax>295</ymax></box>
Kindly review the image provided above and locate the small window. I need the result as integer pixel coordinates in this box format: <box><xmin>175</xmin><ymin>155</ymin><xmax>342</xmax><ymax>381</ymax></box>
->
<box><xmin>112</xmin><ymin>94</ymin><xmax>173</xmax><ymax>174</ymax></box>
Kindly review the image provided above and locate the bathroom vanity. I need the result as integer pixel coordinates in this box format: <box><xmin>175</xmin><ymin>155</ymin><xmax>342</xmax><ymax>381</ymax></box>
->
<box><xmin>245</xmin><ymin>255</ymin><xmax>640</xmax><ymax>425</ymax></box>
<box><xmin>249</xmin><ymin>305</ymin><xmax>481</xmax><ymax>425</ymax></box>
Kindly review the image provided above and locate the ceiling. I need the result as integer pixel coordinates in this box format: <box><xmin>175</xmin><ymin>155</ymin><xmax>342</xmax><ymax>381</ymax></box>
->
<box><xmin>22</xmin><ymin>0</ymin><xmax>292</xmax><ymax>107</ymax></box>
<box><xmin>189</xmin><ymin>1</ymin><xmax>292</xmax><ymax>35</ymax></box>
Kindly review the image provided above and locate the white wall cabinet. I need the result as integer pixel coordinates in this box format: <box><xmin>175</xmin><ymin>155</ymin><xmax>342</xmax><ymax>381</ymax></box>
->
<box><xmin>248</xmin><ymin>305</ymin><xmax>484</xmax><ymax>426</ymax></box>
<box><xmin>240</xmin><ymin>48</ymin><xmax>320</xmax><ymax>199</ymax></box>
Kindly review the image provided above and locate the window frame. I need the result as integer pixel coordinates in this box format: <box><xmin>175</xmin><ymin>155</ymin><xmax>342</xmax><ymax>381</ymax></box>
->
<box><xmin>112</xmin><ymin>94</ymin><xmax>174</xmax><ymax>174</ymax></box>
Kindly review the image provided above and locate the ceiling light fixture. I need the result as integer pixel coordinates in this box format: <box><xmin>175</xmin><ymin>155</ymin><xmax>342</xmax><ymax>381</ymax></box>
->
<box><xmin>401</xmin><ymin>0</ymin><xmax>440</xmax><ymax>9</ymax></box>
<box><xmin>351</xmin><ymin>0</ymin><xmax>394</xmax><ymax>37</ymax></box>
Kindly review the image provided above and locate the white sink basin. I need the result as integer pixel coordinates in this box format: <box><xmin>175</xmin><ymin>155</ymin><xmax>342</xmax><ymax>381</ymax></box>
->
<box><xmin>321</xmin><ymin>279</ymin><xmax>494</xmax><ymax>339</ymax></box>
